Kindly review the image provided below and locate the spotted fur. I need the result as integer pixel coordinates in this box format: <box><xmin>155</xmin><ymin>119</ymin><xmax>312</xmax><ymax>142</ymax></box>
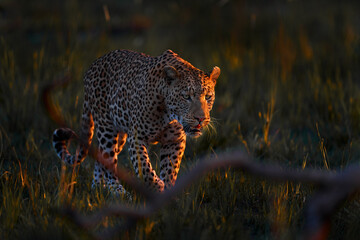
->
<box><xmin>52</xmin><ymin>49</ymin><xmax>220</xmax><ymax>193</ymax></box>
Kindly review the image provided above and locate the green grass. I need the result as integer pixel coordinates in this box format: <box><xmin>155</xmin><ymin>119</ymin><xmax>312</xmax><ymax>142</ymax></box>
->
<box><xmin>1</xmin><ymin>0</ymin><xmax>360</xmax><ymax>239</ymax></box>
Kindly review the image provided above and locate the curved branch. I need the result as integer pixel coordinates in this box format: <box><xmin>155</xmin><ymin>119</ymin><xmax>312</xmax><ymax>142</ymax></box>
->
<box><xmin>57</xmin><ymin>151</ymin><xmax>360</xmax><ymax>240</ymax></box>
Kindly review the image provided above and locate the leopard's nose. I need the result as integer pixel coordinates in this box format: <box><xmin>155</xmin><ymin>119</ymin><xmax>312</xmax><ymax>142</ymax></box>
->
<box><xmin>195</xmin><ymin>117</ymin><xmax>205</xmax><ymax>124</ymax></box>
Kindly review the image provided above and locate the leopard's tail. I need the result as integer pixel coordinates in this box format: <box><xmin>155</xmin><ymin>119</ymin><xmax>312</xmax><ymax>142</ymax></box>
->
<box><xmin>52</xmin><ymin>104</ymin><xmax>94</xmax><ymax>165</ymax></box>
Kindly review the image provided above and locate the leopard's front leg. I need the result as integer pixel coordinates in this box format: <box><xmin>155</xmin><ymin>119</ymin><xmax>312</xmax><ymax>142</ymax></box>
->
<box><xmin>128</xmin><ymin>135</ymin><xmax>165</xmax><ymax>192</ymax></box>
<box><xmin>159</xmin><ymin>120</ymin><xmax>186</xmax><ymax>190</ymax></box>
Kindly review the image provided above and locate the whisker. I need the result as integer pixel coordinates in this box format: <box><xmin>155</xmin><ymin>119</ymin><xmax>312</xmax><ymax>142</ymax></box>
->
<box><xmin>203</xmin><ymin>120</ymin><xmax>217</xmax><ymax>138</ymax></box>
<box><xmin>209</xmin><ymin>116</ymin><xmax>220</xmax><ymax>125</ymax></box>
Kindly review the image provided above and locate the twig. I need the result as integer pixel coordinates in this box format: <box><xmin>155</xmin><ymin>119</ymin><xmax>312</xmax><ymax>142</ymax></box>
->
<box><xmin>57</xmin><ymin>151</ymin><xmax>360</xmax><ymax>239</ymax></box>
<box><xmin>41</xmin><ymin>72</ymin><xmax>71</xmax><ymax>127</ymax></box>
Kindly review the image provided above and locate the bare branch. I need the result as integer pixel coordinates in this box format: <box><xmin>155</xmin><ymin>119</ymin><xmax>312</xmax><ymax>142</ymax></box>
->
<box><xmin>41</xmin><ymin>72</ymin><xmax>71</xmax><ymax>127</ymax></box>
<box><xmin>56</xmin><ymin>151</ymin><xmax>360</xmax><ymax>240</ymax></box>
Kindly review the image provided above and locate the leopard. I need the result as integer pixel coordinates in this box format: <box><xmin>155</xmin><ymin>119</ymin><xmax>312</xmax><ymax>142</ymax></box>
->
<box><xmin>52</xmin><ymin>49</ymin><xmax>220</xmax><ymax>194</ymax></box>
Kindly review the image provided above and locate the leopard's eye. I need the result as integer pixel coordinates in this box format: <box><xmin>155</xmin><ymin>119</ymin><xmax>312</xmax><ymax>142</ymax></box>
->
<box><xmin>183</xmin><ymin>93</ymin><xmax>191</xmax><ymax>101</ymax></box>
<box><xmin>205</xmin><ymin>94</ymin><xmax>213</xmax><ymax>101</ymax></box>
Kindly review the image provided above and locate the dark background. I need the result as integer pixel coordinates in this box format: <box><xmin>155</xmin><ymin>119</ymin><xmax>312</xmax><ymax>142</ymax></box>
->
<box><xmin>1</xmin><ymin>0</ymin><xmax>360</xmax><ymax>239</ymax></box>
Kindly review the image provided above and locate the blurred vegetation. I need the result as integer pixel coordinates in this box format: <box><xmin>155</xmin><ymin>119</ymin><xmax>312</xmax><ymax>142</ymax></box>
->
<box><xmin>1</xmin><ymin>0</ymin><xmax>360</xmax><ymax>239</ymax></box>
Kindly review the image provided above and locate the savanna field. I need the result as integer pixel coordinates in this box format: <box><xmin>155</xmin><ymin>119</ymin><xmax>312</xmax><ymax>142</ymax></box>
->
<box><xmin>1</xmin><ymin>0</ymin><xmax>360</xmax><ymax>239</ymax></box>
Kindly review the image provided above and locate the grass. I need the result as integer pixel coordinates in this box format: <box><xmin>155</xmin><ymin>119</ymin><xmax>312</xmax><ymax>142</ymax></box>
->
<box><xmin>1</xmin><ymin>0</ymin><xmax>360</xmax><ymax>239</ymax></box>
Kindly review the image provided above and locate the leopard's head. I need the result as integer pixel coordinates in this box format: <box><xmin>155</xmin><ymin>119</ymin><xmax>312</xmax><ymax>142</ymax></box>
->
<box><xmin>161</xmin><ymin>50</ymin><xmax>220</xmax><ymax>138</ymax></box>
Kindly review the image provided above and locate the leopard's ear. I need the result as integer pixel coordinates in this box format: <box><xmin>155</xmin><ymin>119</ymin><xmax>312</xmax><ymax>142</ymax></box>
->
<box><xmin>210</xmin><ymin>66</ymin><xmax>220</xmax><ymax>82</ymax></box>
<box><xmin>163</xmin><ymin>49</ymin><xmax>176</xmax><ymax>56</ymax></box>
<box><xmin>164</xmin><ymin>65</ymin><xmax>179</xmax><ymax>84</ymax></box>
